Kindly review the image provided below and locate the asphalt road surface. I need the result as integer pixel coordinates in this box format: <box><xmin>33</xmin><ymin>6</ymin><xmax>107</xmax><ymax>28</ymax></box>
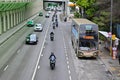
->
<box><xmin>0</xmin><ymin>11</ymin><xmax>111</xmax><ymax>80</ymax></box>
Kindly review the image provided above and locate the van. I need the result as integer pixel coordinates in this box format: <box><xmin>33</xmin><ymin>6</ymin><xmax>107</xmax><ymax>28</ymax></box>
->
<box><xmin>26</xmin><ymin>34</ymin><xmax>38</xmax><ymax>45</ymax></box>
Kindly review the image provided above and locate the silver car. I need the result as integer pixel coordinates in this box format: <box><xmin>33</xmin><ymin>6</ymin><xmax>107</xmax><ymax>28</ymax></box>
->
<box><xmin>34</xmin><ymin>24</ymin><xmax>43</xmax><ymax>32</ymax></box>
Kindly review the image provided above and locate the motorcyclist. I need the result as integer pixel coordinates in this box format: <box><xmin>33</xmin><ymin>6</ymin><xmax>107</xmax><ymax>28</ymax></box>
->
<box><xmin>50</xmin><ymin>32</ymin><xmax>54</xmax><ymax>41</ymax></box>
<box><xmin>50</xmin><ymin>32</ymin><xmax>54</xmax><ymax>36</ymax></box>
<box><xmin>53</xmin><ymin>22</ymin><xmax>55</xmax><ymax>29</ymax></box>
<box><xmin>56</xmin><ymin>21</ymin><xmax>58</xmax><ymax>27</ymax></box>
<box><xmin>49</xmin><ymin>52</ymin><xmax>56</xmax><ymax>61</ymax></box>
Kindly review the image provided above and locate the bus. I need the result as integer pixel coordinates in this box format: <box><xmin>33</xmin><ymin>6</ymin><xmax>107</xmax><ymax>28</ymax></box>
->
<box><xmin>71</xmin><ymin>18</ymin><xmax>99</xmax><ymax>58</ymax></box>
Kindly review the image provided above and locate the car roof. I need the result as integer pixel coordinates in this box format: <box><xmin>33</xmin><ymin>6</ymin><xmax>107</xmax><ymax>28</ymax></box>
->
<box><xmin>30</xmin><ymin>34</ymin><xmax>37</xmax><ymax>37</ymax></box>
<box><xmin>35</xmin><ymin>24</ymin><xmax>41</xmax><ymax>26</ymax></box>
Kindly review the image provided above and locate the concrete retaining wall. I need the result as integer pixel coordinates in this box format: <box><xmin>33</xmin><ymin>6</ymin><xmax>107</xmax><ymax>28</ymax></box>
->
<box><xmin>25</xmin><ymin>0</ymin><xmax>43</xmax><ymax>19</ymax></box>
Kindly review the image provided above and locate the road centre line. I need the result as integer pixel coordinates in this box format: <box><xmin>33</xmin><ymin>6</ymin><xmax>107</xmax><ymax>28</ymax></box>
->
<box><xmin>31</xmin><ymin>22</ymin><xmax>50</xmax><ymax>80</ymax></box>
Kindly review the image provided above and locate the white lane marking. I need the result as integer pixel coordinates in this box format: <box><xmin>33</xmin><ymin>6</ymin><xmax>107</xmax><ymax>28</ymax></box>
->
<box><xmin>4</xmin><ymin>65</ymin><xmax>8</xmax><ymax>71</ymax></box>
<box><xmin>67</xmin><ymin>65</ymin><xmax>70</xmax><ymax>69</ymax></box>
<box><xmin>69</xmin><ymin>76</ymin><xmax>72</xmax><ymax>80</ymax></box>
<box><xmin>68</xmin><ymin>70</ymin><xmax>71</xmax><ymax>74</ymax></box>
<box><xmin>38</xmin><ymin>66</ymin><xmax>40</xmax><ymax>69</ymax></box>
<box><xmin>66</xmin><ymin>57</ymin><xmax>68</xmax><ymax>60</ymax></box>
<box><xmin>67</xmin><ymin>61</ymin><xmax>69</xmax><ymax>64</ymax></box>
<box><xmin>17</xmin><ymin>49</ymin><xmax>20</xmax><ymax>53</ymax></box>
<box><xmin>66</xmin><ymin>54</ymin><xmax>68</xmax><ymax>57</ymax></box>
<box><xmin>32</xmin><ymin>22</ymin><xmax>50</xmax><ymax>80</ymax></box>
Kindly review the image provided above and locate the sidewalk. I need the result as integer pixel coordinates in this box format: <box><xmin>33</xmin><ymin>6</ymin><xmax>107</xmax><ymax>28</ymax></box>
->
<box><xmin>99</xmin><ymin>41</ymin><xmax>120</xmax><ymax>80</ymax></box>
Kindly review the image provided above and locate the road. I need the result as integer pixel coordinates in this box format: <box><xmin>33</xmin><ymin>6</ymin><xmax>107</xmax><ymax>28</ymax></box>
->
<box><xmin>59</xmin><ymin>17</ymin><xmax>112</xmax><ymax>80</ymax></box>
<box><xmin>0</xmin><ymin>11</ymin><xmax>112</xmax><ymax>80</ymax></box>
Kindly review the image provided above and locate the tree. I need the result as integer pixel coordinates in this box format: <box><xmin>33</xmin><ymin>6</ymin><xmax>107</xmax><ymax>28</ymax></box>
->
<box><xmin>70</xmin><ymin>0</ymin><xmax>96</xmax><ymax>18</ymax></box>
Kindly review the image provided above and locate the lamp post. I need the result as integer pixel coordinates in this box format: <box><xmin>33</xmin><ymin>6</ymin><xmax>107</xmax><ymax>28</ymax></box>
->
<box><xmin>110</xmin><ymin>0</ymin><xmax>113</xmax><ymax>56</ymax></box>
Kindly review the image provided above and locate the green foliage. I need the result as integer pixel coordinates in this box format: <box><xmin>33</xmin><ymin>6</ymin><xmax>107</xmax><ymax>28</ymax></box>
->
<box><xmin>76</xmin><ymin>0</ymin><xmax>96</xmax><ymax>8</ymax></box>
<box><xmin>74</xmin><ymin>0</ymin><xmax>96</xmax><ymax>18</ymax></box>
<box><xmin>74</xmin><ymin>12</ymin><xmax>81</xmax><ymax>18</ymax></box>
<box><xmin>76</xmin><ymin>0</ymin><xmax>89</xmax><ymax>8</ymax></box>
<box><xmin>85</xmin><ymin>8</ymin><xmax>95</xmax><ymax>17</ymax></box>
<box><xmin>92</xmin><ymin>11</ymin><xmax>110</xmax><ymax>31</ymax></box>
<box><xmin>70</xmin><ymin>0</ymin><xmax>77</xmax><ymax>3</ymax></box>
<box><xmin>99</xmin><ymin>33</ymin><xmax>106</xmax><ymax>41</ymax></box>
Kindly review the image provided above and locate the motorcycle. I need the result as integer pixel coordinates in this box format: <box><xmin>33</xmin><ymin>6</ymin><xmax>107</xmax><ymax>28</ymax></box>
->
<box><xmin>50</xmin><ymin>59</ymin><xmax>56</xmax><ymax>70</ymax></box>
<box><xmin>53</xmin><ymin>22</ymin><xmax>55</xmax><ymax>29</ymax></box>
<box><xmin>50</xmin><ymin>36</ymin><xmax>54</xmax><ymax>41</ymax></box>
<box><xmin>50</xmin><ymin>33</ymin><xmax>54</xmax><ymax>41</ymax></box>
<box><xmin>53</xmin><ymin>25</ymin><xmax>55</xmax><ymax>29</ymax></box>
<box><xmin>56</xmin><ymin>21</ymin><xmax>58</xmax><ymax>27</ymax></box>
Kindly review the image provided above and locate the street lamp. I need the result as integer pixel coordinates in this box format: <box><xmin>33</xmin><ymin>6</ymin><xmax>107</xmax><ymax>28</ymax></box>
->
<box><xmin>110</xmin><ymin>0</ymin><xmax>113</xmax><ymax>56</ymax></box>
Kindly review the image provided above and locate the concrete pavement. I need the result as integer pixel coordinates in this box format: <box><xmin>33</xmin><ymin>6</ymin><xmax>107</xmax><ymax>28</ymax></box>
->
<box><xmin>99</xmin><ymin>41</ymin><xmax>120</xmax><ymax>80</ymax></box>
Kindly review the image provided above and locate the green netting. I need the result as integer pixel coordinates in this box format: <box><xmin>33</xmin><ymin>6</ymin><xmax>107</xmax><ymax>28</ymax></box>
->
<box><xmin>0</xmin><ymin>2</ymin><xmax>29</xmax><ymax>11</ymax></box>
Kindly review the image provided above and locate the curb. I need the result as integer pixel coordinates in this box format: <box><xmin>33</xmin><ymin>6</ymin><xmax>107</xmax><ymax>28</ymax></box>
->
<box><xmin>98</xmin><ymin>54</ymin><xmax>116</xmax><ymax>80</ymax></box>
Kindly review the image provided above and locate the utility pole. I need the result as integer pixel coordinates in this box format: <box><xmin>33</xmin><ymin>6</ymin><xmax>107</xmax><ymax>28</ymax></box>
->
<box><xmin>110</xmin><ymin>0</ymin><xmax>113</xmax><ymax>56</ymax></box>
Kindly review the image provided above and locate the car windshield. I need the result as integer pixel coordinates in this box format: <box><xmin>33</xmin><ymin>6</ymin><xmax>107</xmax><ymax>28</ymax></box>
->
<box><xmin>35</xmin><ymin>24</ymin><xmax>41</xmax><ymax>27</ymax></box>
<box><xmin>27</xmin><ymin>20</ymin><xmax>33</xmax><ymax>24</ymax></box>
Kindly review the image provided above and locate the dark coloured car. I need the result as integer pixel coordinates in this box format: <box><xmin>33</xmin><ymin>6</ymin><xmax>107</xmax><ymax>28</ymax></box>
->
<box><xmin>26</xmin><ymin>34</ymin><xmax>38</xmax><ymax>45</ymax></box>
<box><xmin>39</xmin><ymin>12</ymin><xmax>43</xmax><ymax>16</ymax></box>
<box><xmin>27</xmin><ymin>20</ymin><xmax>34</xmax><ymax>27</ymax></box>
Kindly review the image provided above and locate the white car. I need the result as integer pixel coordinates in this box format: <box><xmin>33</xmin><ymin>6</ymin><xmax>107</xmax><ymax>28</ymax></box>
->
<box><xmin>45</xmin><ymin>13</ymin><xmax>50</xmax><ymax>18</ymax></box>
<box><xmin>34</xmin><ymin>24</ymin><xmax>43</xmax><ymax>32</ymax></box>
<box><xmin>48</xmin><ymin>11</ymin><xmax>51</xmax><ymax>14</ymax></box>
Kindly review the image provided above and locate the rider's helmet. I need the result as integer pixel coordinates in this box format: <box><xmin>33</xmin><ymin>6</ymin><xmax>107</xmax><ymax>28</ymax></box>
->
<box><xmin>50</xmin><ymin>32</ymin><xmax>54</xmax><ymax>35</ymax></box>
<box><xmin>51</xmin><ymin>52</ymin><xmax>54</xmax><ymax>55</ymax></box>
